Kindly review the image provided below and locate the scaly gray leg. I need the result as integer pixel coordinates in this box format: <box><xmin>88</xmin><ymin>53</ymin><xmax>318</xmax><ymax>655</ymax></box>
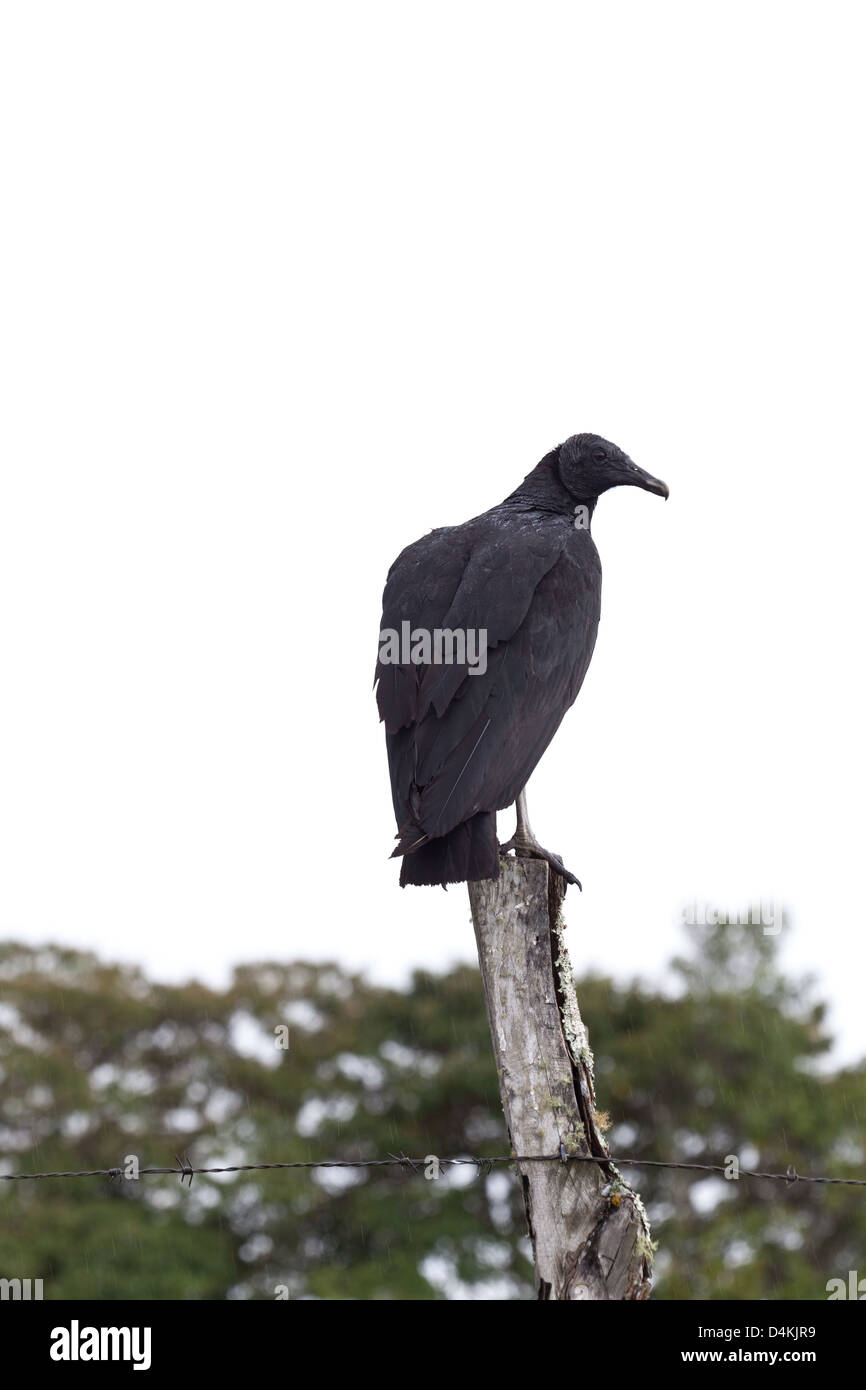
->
<box><xmin>498</xmin><ymin>788</ymin><xmax>581</xmax><ymax>889</ymax></box>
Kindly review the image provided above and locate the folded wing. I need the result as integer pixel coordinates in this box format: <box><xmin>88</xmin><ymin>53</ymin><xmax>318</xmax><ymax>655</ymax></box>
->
<box><xmin>376</xmin><ymin>512</ymin><xmax>601</xmax><ymax>851</ymax></box>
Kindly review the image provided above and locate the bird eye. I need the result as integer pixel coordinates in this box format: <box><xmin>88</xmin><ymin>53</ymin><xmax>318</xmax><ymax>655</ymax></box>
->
<box><xmin>592</xmin><ymin>448</ymin><xmax>607</xmax><ymax>463</ymax></box>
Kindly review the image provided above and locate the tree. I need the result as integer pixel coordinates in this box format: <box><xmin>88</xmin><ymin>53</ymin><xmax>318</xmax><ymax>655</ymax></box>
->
<box><xmin>0</xmin><ymin>920</ymin><xmax>862</xmax><ymax>1299</ymax></box>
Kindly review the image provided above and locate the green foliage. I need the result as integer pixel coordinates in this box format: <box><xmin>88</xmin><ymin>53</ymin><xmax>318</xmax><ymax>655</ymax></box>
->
<box><xmin>0</xmin><ymin>922</ymin><xmax>863</xmax><ymax>1299</ymax></box>
<box><xmin>582</xmin><ymin>921</ymin><xmax>866</xmax><ymax>1299</ymax></box>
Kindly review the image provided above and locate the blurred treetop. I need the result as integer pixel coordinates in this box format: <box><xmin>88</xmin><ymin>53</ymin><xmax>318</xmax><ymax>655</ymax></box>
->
<box><xmin>0</xmin><ymin>919</ymin><xmax>863</xmax><ymax>1300</ymax></box>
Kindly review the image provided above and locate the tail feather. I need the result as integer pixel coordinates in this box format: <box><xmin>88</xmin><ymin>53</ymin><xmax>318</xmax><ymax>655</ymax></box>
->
<box><xmin>398</xmin><ymin>812</ymin><xmax>499</xmax><ymax>887</ymax></box>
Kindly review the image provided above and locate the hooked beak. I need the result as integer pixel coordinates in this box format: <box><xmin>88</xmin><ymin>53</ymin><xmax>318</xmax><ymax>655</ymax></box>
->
<box><xmin>620</xmin><ymin>458</ymin><xmax>669</xmax><ymax>499</ymax></box>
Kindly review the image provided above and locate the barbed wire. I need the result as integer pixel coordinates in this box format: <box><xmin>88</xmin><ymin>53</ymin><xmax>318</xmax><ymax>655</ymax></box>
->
<box><xmin>1</xmin><ymin>1150</ymin><xmax>865</xmax><ymax>1187</ymax></box>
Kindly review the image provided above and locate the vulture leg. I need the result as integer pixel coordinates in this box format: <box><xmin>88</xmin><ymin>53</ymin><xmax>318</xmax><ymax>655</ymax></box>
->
<box><xmin>498</xmin><ymin>788</ymin><xmax>582</xmax><ymax>889</ymax></box>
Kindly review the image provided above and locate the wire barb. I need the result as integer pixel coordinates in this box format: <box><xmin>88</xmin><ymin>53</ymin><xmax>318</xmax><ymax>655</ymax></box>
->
<box><xmin>387</xmin><ymin>1151</ymin><xmax>422</xmax><ymax>1175</ymax></box>
<box><xmin>175</xmin><ymin>1153</ymin><xmax>195</xmax><ymax>1187</ymax></box>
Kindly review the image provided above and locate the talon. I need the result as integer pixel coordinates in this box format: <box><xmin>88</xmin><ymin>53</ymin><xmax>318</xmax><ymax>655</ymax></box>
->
<box><xmin>499</xmin><ymin>789</ymin><xmax>582</xmax><ymax>890</ymax></box>
<box><xmin>499</xmin><ymin>838</ymin><xmax>581</xmax><ymax>890</ymax></box>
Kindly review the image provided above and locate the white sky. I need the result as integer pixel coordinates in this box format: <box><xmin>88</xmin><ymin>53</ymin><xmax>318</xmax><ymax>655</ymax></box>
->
<box><xmin>1</xmin><ymin>5</ymin><xmax>864</xmax><ymax>1061</ymax></box>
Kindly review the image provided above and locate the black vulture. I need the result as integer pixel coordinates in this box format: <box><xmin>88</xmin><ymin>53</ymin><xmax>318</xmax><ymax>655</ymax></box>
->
<box><xmin>375</xmin><ymin>433</ymin><xmax>668</xmax><ymax>888</ymax></box>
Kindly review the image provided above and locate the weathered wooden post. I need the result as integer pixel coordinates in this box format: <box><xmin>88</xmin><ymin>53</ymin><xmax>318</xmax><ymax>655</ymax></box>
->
<box><xmin>469</xmin><ymin>856</ymin><xmax>653</xmax><ymax>1300</ymax></box>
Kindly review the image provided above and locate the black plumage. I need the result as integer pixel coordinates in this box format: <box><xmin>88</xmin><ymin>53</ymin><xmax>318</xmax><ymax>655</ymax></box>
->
<box><xmin>375</xmin><ymin>433</ymin><xmax>668</xmax><ymax>887</ymax></box>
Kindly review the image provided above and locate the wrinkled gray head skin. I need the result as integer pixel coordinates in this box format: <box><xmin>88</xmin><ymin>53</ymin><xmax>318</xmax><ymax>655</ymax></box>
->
<box><xmin>558</xmin><ymin>432</ymin><xmax>669</xmax><ymax>502</ymax></box>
